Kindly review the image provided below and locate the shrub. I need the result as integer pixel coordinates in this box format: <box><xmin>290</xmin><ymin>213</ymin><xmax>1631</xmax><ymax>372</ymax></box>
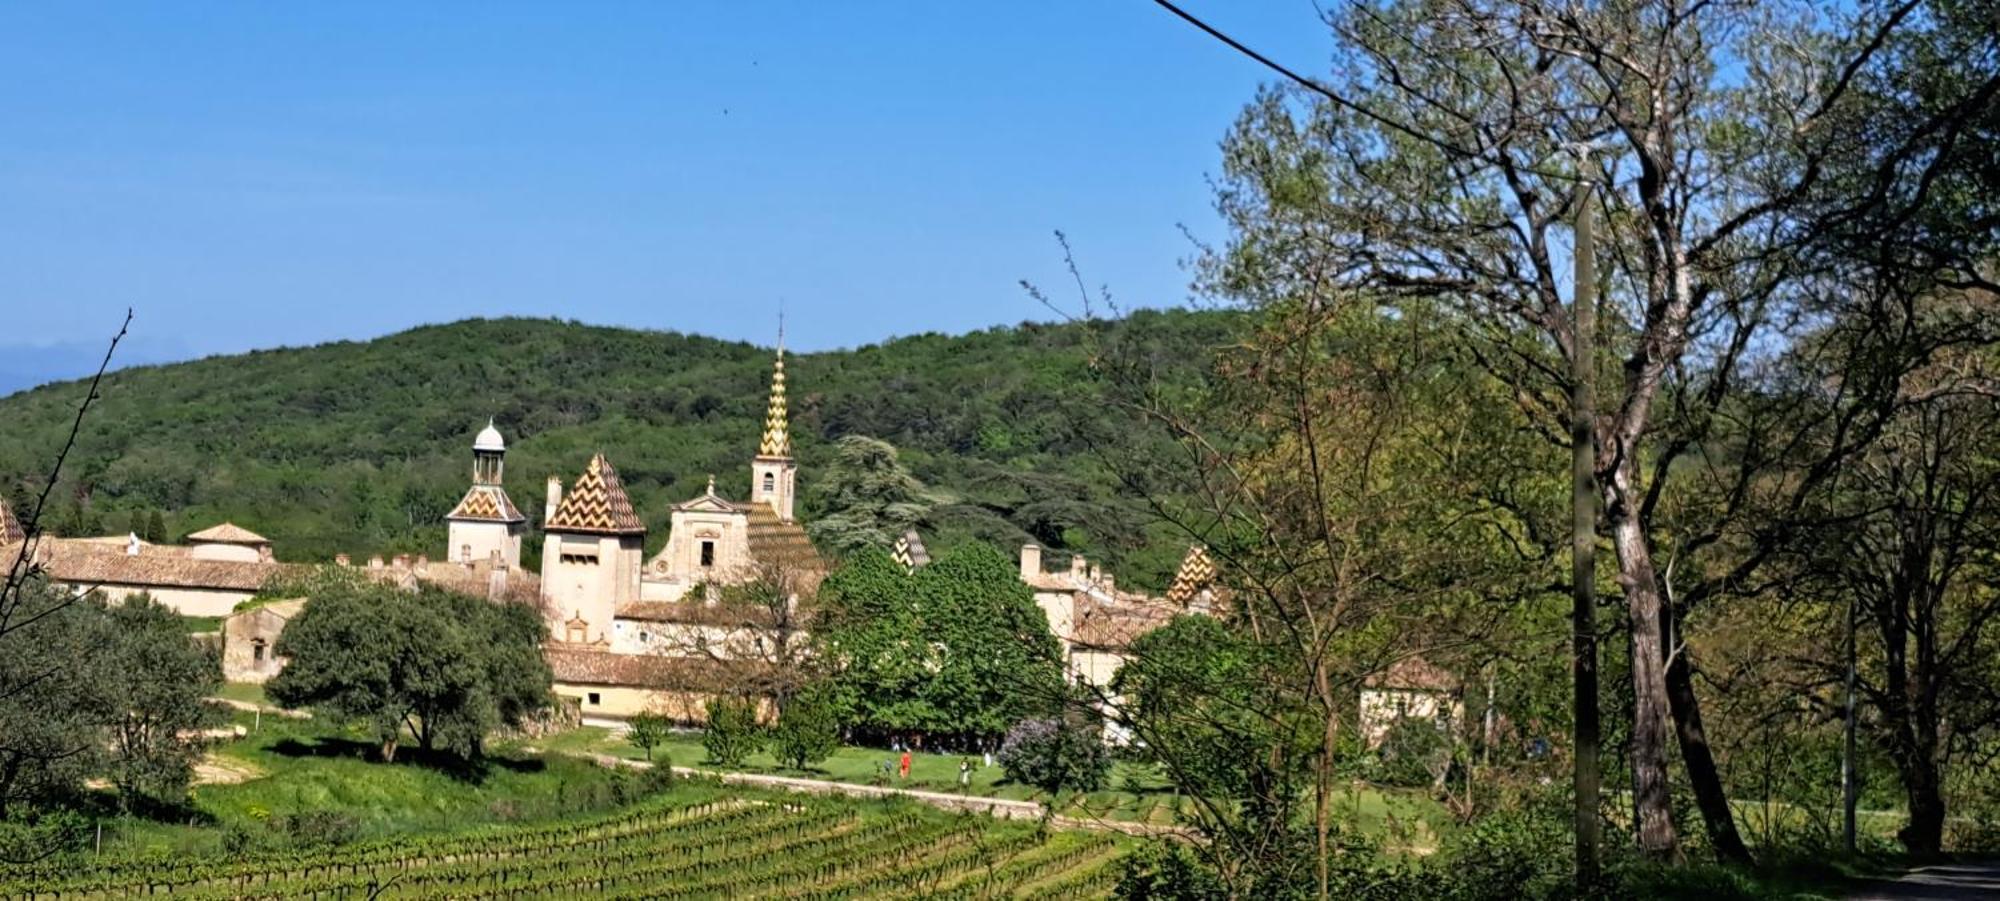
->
<box><xmin>1374</xmin><ymin>716</ymin><xmax>1450</xmax><ymax>788</ymax></box>
<box><xmin>701</xmin><ymin>697</ymin><xmax>765</xmax><ymax>767</ymax></box>
<box><xmin>998</xmin><ymin>716</ymin><xmax>1110</xmax><ymax>796</ymax></box>
<box><xmin>277</xmin><ymin>811</ymin><xmax>359</xmax><ymax>848</ymax></box>
<box><xmin>770</xmin><ymin>690</ymin><xmax>840</xmax><ymax>770</ymax></box>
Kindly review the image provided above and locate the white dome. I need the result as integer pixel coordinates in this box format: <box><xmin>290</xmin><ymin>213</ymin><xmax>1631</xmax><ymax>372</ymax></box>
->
<box><xmin>473</xmin><ymin>419</ymin><xmax>506</xmax><ymax>452</ymax></box>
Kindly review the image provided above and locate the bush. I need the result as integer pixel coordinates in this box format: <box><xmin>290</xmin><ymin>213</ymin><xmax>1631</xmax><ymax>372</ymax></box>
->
<box><xmin>277</xmin><ymin>811</ymin><xmax>360</xmax><ymax>848</ymax></box>
<box><xmin>998</xmin><ymin>716</ymin><xmax>1110</xmax><ymax>796</ymax></box>
<box><xmin>1373</xmin><ymin>716</ymin><xmax>1450</xmax><ymax>788</ymax></box>
<box><xmin>770</xmin><ymin>690</ymin><xmax>840</xmax><ymax>770</ymax></box>
<box><xmin>701</xmin><ymin>697</ymin><xmax>765</xmax><ymax>767</ymax></box>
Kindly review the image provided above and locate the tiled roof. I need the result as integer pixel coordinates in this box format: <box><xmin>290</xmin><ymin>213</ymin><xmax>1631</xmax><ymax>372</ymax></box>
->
<box><xmin>892</xmin><ymin>529</ymin><xmax>930</xmax><ymax>572</ymax></box>
<box><xmin>758</xmin><ymin>351</ymin><xmax>791</xmax><ymax>458</ymax></box>
<box><xmin>186</xmin><ymin>522</ymin><xmax>270</xmax><ymax>545</ymax></box>
<box><xmin>0</xmin><ymin>499</ymin><xmax>24</xmax><ymax>545</ymax></box>
<box><xmin>745</xmin><ymin>505</ymin><xmax>822</xmax><ymax>574</ymax></box>
<box><xmin>546</xmin><ymin>454</ymin><xmax>647</xmax><ymax>535</ymax></box>
<box><xmin>1364</xmin><ymin>657</ymin><xmax>1459</xmax><ymax>693</ymax></box>
<box><xmin>1071</xmin><ymin>594</ymin><xmax>1177</xmax><ymax>650</ymax></box>
<box><xmin>37</xmin><ymin>540</ymin><xmax>292</xmax><ymax>592</ymax></box>
<box><xmin>546</xmin><ymin>645</ymin><xmax>773</xmax><ymax>690</ymax></box>
<box><xmin>446</xmin><ymin>485</ymin><xmax>526</xmax><ymax>523</ymax></box>
<box><xmin>1166</xmin><ymin>545</ymin><xmax>1217</xmax><ymax>605</ymax></box>
<box><xmin>615</xmin><ymin>600</ymin><xmax>779</xmax><ymax>628</ymax></box>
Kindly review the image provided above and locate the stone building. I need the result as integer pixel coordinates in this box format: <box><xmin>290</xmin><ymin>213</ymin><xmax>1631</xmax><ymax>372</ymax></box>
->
<box><xmin>221</xmin><ymin>599</ymin><xmax>306</xmax><ymax>683</ymax></box>
<box><xmin>28</xmin><ymin>524</ymin><xmax>294</xmax><ymax>616</ymax></box>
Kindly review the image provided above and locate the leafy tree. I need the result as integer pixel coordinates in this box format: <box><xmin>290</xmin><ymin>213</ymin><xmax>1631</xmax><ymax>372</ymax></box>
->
<box><xmin>913</xmin><ymin>543</ymin><xmax>1066</xmax><ymax>740</ymax></box>
<box><xmin>815</xmin><ymin>548</ymin><xmax>934</xmax><ymax>736</ymax></box>
<box><xmin>769</xmin><ymin>686</ymin><xmax>840</xmax><ymax>771</ymax></box>
<box><xmin>143</xmin><ymin>510</ymin><xmax>167</xmax><ymax>544</ymax></box>
<box><xmin>997</xmin><ymin>715</ymin><xmax>1110</xmax><ymax>797</ymax></box>
<box><xmin>701</xmin><ymin>697</ymin><xmax>764</xmax><ymax>767</ymax></box>
<box><xmin>806</xmin><ymin>436</ymin><xmax>937</xmax><ymax>557</ymax></box>
<box><xmin>268</xmin><ymin>569</ymin><xmax>550</xmax><ymax>762</ymax></box>
<box><xmin>0</xmin><ymin>579</ymin><xmax>107</xmax><ymax>820</ymax></box>
<box><xmin>627</xmin><ymin>712</ymin><xmax>670</xmax><ymax>763</ymax></box>
<box><xmin>98</xmin><ymin>594</ymin><xmax>222</xmax><ymax>811</ymax></box>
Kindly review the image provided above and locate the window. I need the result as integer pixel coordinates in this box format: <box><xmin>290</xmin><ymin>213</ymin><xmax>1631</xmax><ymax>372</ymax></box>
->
<box><xmin>700</xmin><ymin>540</ymin><xmax>715</xmax><ymax>568</ymax></box>
<box><xmin>587</xmin><ymin>692</ymin><xmax>601</xmax><ymax>706</ymax></box>
<box><xmin>762</xmin><ymin>472</ymin><xmax>775</xmax><ymax>492</ymax></box>
<box><xmin>252</xmin><ymin>639</ymin><xmax>266</xmax><ymax>663</ymax></box>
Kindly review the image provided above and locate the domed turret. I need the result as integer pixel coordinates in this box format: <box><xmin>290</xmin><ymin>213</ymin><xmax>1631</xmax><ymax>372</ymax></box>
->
<box><xmin>474</xmin><ymin>418</ymin><xmax>506</xmax><ymax>453</ymax></box>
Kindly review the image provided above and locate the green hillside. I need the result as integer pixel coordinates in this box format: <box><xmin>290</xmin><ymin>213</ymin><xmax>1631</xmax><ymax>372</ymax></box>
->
<box><xmin>0</xmin><ymin>310</ymin><xmax>1235</xmax><ymax>588</ymax></box>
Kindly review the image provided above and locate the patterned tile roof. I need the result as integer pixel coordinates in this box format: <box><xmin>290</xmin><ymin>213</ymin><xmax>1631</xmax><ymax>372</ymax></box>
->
<box><xmin>891</xmin><ymin>529</ymin><xmax>930</xmax><ymax>573</ymax></box>
<box><xmin>446</xmin><ymin>485</ymin><xmax>526</xmax><ymax>523</ymax></box>
<box><xmin>0</xmin><ymin>499</ymin><xmax>23</xmax><ymax>546</ymax></box>
<box><xmin>757</xmin><ymin>351</ymin><xmax>791</xmax><ymax>458</ymax></box>
<box><xmin>1166</xmin><ymin>544</ymin><xmax>1218</xmax><ymax>605</ymax></box>
<box><xmin>186</xmin><ymin>522</ymin><xmax>270</xmax><ymax>545</ymax></box>
<box><xmin>546</xmin><ymin>454</ymin><xmax>647</xmax><ymax>535</ymax></box>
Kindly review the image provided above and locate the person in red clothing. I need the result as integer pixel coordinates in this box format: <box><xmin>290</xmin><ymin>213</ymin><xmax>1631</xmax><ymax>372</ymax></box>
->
<box><xmin>898</xmin><ymin>749</ymin><xmax>912</xmax><ymax>780</ymax></box>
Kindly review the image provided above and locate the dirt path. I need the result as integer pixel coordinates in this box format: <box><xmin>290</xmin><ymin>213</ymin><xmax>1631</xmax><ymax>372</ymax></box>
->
<box><xmin>1847</xmin><ymin>861</ymin><xmax>2000</xmax><ymax>900</ymax></box>
<box><xmin>561</xmin><ymin>750</ymin><xmax>1188</xmax><ymax>837</ymax></box>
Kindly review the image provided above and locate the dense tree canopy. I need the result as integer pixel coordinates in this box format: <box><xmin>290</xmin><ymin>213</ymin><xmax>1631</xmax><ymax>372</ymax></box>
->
<box><xmin>267</xmin><ymin>569</ymin><xmax>551</xmax><ymax>762</ymax></box>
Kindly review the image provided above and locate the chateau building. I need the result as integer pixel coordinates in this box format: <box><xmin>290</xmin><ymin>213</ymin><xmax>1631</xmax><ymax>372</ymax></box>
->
<box><xmin>530</xmin><ymin>347</ymin><xmax>824</xmax><ymax>719</ymax></box>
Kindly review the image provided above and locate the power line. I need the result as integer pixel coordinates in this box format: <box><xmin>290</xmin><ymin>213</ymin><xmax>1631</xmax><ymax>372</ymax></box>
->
<box><xmin>1148</xmin><ymin>0</ymin><xmax>1344</xmax><ymax>106</ymax></box>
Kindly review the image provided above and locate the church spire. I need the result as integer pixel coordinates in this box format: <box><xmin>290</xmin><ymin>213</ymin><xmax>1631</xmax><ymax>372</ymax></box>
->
<box><xmin>758</xmin><ymin>343</ymin><xmax>791</xmax><ymax>459</ymax></box>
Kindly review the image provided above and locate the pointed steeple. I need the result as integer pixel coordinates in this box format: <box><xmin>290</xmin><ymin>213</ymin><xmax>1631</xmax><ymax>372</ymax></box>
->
<box><xmin>758</xmin><ymin>344</ymin><xmax>791</xmax><ymax>459</ymax></box>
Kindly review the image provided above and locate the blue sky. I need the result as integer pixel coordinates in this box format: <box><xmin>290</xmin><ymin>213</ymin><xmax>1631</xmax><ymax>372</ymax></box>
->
<box><xmin>0</xmin><ymin>2</ymin><xmax>1327</xmax><ymax>387</ymax></box>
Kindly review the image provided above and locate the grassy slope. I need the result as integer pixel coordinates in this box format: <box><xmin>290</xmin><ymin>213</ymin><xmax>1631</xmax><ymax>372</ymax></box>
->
<box><xmin>0</xmin><ymin>310</ymin><xmax>1236</xmax><ymax>588</ymax></box>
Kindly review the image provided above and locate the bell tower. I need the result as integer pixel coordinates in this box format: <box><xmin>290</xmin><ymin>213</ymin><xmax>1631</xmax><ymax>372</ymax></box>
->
<box><xmin>750</xmin><ymin>335</ymin><xmax>797</xmax><ymax>522</ymax></box>
<box><xmin>445</xmin><ymin>419</ymin><xmax>526</xmax><ymax>568</ymax></box>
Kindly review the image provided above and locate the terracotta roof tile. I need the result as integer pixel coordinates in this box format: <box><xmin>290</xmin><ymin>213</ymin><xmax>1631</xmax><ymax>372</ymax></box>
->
<box><xmin>546</xmin><ymin>454</ymin><xmax>647</xmax><ymax>535</ymax></box>
<box><xmin>546</xmin><ymin>645</ymin><xmax>773</xmax><ymax>689</ymax></box>
<box><xmin>446</xmin><ymin>485</ymin><xmax>526</xmax><ymax>523</ymax></box>
<box><xmin>1365</xmin><ymin>657</ymin><xmax>1459</xmax><ymax>693</ymax></box>
<box><xmin>37</xmin><ymin>540</ymin><xmax>292</xmax><ymax>591</ymax></box>
<box><xmin>186</xmin><ymin>522</ymin><xmax>270</xmax><ymax>545</ymax></box>
<box><xmin>745</xmin><ymin>505</ymin><xmax>822</xmax><ymax>574</ymax></box>
<box><xmin>1071</xmin><ymin>594</ymin><xmax>1177</xmax><ymax>650</ymax></box>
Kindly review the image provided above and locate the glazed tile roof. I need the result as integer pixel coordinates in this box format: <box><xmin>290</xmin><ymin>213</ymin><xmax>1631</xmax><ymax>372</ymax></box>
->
<box><xmin>446</xmin><ymin>485</ymin><xmax>526</xmax><ymax>523</ymax></box>
<box><xmin>891</xmin><ymin>529</ymin><xmax>930</xmax><ymax>573</ymax></box>
<box><xmin>1165</xmin><ymin>544</ymin><xmax>1217</xmax><ymax>605</ymax></box>
<box><xmin>757</xmin><ymin>351</ymin><xmax>791</xmax><ymax>458</ymax></box>
<box><xmin>0</xmin><ymin>499</ymin><xmax>23</xmax><ymax>545</ymax></box>
<box><xmin>546</xmin><ymin>454</ymin><xmax>647</xmax><ymax>535</ymax></box>
<box><xmin>546</xmin><ymin>645</ymin><xmax>774</xmax><ymax>689</ymax></box>
<box><xmin>186</xmin><ymin>522</ymin><xmax>271</xmax><ymax>545</ymax></box>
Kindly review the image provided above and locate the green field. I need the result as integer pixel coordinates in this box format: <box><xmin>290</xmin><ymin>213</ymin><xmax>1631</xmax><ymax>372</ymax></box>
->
<box><xmin>519</xmin><ymin>725</ymin><xmax>1453</xmax><ymax>846</ymax></box>
<box><xmin>0</xmin><ymin>785</ymin><xmax>1130</xmax><ymax>899</ymax></box>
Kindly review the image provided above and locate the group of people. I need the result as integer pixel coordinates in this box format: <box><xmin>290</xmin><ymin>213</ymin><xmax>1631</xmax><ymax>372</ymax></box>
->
<box><xmin>875</xmin><ymin>743</ymin><xmax>994</xmax><ymax>788</ymax></box>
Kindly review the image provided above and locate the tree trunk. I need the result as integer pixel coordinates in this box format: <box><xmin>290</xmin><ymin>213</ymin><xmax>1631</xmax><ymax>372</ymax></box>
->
<box><xmin>1609</xmin><ymin>484</ymin><xmax>1681</xmax><ymax>860</ymax></box>
<box><xmin>1900</xmin><ymin>762</ymin><xmax>1947</xmax><ymax>855</ymax></box>
<box><xmin>380</xmin><ymin>738</ymin><xmax>399</xmax><ymax>764</ymax></box>
<box><xmin>1663</xmin><ymin>635</ymin><xmax>1753</xmax><ymax>865</ymax></box>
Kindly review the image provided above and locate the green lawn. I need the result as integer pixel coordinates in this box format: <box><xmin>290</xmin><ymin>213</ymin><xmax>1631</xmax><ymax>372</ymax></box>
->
<box><xmin>180</xmin><ymin>614</ymin><xmax>224</xmax><ymax>633</ymax></box>
<box><xmin>514</xmin><ymin>726</ymin><xmax>1453</xmax><ymax>844</ymax></box>
<box><xmin>213</xmin><ymin>681</ymin><xmax>269</xmax><ymax>706</ymax></box>
<box><xmin>98</xmin><ymin>714</ymin><xmax>650</xmax><ymax>858</ymax></box>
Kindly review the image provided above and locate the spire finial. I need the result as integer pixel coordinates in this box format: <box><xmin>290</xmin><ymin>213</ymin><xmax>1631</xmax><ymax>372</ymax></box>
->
<box><xmin>706</xmin><ymin>473</ymin><xmax>716</xmax><ymax>495</ymax></box>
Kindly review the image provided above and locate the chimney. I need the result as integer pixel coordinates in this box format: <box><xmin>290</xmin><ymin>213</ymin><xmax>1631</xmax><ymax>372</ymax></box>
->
<box><xmin>415</xmin><ymin>554</ymin><xmax>429</xmax><ymax>569</ymax></box>
<box><xmin>489</xmin><ymin>549</ymin><xmax>503</xmax><ymax>569</ymax></box>
<box><xmin>1019</xmin><ymin>544</ymin><xmax>1042</xmax><ymax>581</ymax></box>
<box><xmin>258</xmin><ymin>545</ymin><xmax>274</xmax><ymax>563</ymax></box>
<box><xmin>545</xmin><ymin>477</ymin><xmax>563</xmax><ymax>525</ymax></box>
<box><xmin>335</xmin><ymin>553</ymin><xmax>351</xmax><ymax>567</ymax></box>
<box><xmin>126</xmin><ymin>532</ymin><xmax>140</xmax><ymax>556</ymax></box>
<box><xmin>1070</xmin><ymin>555</ymin><xmax>1087</xmax><ymax>579</ymax></box>
<box><xmin>393</xmin><ymin>553</ymin><xmax>411</xmax><ymax>570</ymax></box>
<box><xmin>368</xmin><ymin>555</ymin><xmax>384</xmax><ymax>570</ymax></box>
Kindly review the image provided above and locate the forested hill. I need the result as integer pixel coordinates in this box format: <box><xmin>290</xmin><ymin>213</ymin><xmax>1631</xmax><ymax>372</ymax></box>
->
<box><xmin>0</xmin><ymin>310</ymin><xmax>1236</xmax><ymax>588</ymax></box>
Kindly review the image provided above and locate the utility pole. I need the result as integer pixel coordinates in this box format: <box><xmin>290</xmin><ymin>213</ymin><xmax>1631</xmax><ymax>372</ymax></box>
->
<box><xmin>1843</xmin><ymin>591</ymin><xmax>1858</xmax><ymax>853</ymax></box>
<box><xmin>1570</xmin><ymin>179</ymin><xmax>1601</xmax><ymax>889</ymax></box>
